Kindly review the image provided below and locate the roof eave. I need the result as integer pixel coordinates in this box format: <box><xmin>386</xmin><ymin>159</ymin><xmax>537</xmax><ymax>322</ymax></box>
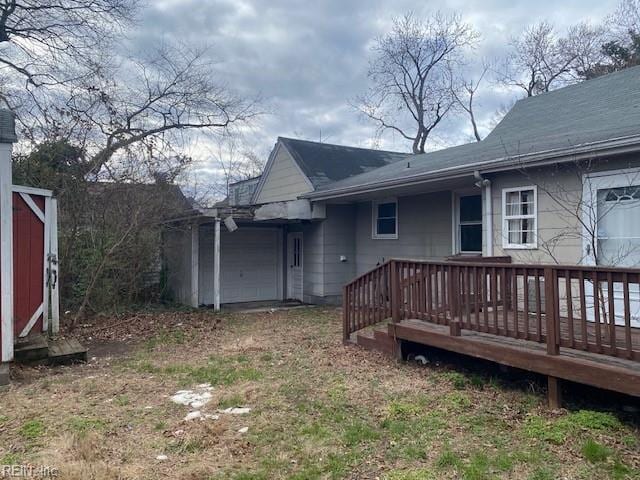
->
<box><xmin>302</xmin><ymin>134</ymin><xmax>640</xmax><ymax>202</ymax></box>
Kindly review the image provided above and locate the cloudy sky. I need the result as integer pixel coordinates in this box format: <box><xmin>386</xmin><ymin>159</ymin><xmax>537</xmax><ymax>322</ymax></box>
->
<box><xmin>128</xmin><ymin>0</ymin><xmax>617</xmax><ymax>182</ymax></box>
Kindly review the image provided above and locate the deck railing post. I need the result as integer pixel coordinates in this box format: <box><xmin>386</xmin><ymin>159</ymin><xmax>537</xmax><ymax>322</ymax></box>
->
<box><xmin>391</xmin><ymin>260</ymin><xmax>400</xmax><ymax>323</ymax></box>
<box><xmin>544</xmin><ymin>267</ymin><xmax>559</xmax><ymax>355</ymax></box>
<box><xmin>342</xmin><ymin>284</ymin><xmax>349</xmax><ymax>344</ymax></box>
<box><xmin>448</xmin><ymin>264</ymin><xmax>459</xmax><ymax>322</ymax></box>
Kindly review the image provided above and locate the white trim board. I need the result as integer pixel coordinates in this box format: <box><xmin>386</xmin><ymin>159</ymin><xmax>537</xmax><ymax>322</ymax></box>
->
<box><xmin>12</xmin><ymin>185</ymin><xmax>53</xmax><ymax>197</ymax></box>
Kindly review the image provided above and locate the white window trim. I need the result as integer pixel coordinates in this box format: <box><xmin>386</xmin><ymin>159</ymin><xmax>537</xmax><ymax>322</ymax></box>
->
<box><xmin>372</xmin><ymin>198</ymin><xmax>398</xmax><ymax>240</ymax></box>
<box><xmin>453</xmin><ymin>192</ymin><xmax>483</xmax><ymax>254</ymax></box>
<box><xmin>502</xmin><ymin>185</ymin><xmax>538</xmax><ymax>250</ymax></box>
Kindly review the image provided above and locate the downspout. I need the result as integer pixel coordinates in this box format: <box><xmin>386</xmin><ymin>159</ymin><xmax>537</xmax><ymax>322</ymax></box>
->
<box><xmin>474</xmin><ymin>171</ymin><xmax>493</xmax><ymax>257</ymax></box>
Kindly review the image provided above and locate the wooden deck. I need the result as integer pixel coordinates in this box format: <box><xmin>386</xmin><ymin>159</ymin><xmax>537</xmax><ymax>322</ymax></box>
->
<box><xmin>389</xmin><ymin>318</ymin><xmax>640</xmax><ymax>398</ymax></box>
<box><xmin>343</xmin><ymin>259</ymin><xmax>640</xmax><ymax>406</ymax></box>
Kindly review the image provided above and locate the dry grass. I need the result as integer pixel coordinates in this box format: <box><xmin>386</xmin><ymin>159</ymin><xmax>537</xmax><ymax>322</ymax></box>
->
<box><xmin>0</xmin><ymin>307</ymin><xmax>638</xmax><ymax>479</ymax></box>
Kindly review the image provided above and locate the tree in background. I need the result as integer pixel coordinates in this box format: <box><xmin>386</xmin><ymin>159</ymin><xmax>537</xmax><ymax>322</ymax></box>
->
<box><xmin>496</xmin><ymin>21</ymin><xmax>605</xmax><ymax>97</ymax></box>
<box><xmin>357</xmin><ymin>12</ymin><xmax>478</xmax><ymax>154</ymax></box>
<box><xmin>5</xmin><ymin>1</ymin><xmax>261</xmax><ymax>323</ymax></box>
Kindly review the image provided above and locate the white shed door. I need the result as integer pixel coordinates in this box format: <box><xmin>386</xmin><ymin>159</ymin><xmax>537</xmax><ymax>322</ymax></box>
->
<box><xmin>220</xmin><ymin>228</ymin><xmax>281</xmax><ymax>304</ymax></box>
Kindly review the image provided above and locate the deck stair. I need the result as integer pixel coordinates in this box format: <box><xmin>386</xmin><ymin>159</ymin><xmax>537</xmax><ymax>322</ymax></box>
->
<box><xmin>354</xmin><ymin>323</ymin><xmax>396</xmax><ymax>355</ymax></box>
<box><xmin>14</xmin><ymin>334</ymin><xmax>87</xmax><ymax>365</ymax></box>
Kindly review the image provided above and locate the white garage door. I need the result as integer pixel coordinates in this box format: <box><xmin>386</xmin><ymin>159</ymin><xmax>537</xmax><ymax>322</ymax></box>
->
<box><xmin>199</xmin><ymin>226</ymin><xmax>282</xmax><ymax>304</ymax></box>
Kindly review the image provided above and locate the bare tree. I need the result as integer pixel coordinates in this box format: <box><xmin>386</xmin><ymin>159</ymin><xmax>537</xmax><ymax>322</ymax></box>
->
<box><xmin>497</xmin><ymin>21</ymin><xmax>604</xmax><ymax>97</ymax></box>
<box><xmin>209</xmin><ymin>135</ymin><xmax>265</xmax><ymax>199</ymax></box>
<box><xmin>357</xmin><ymin>12</ymin><xmax>478</xmax><ymax>154</ymax></box>
<box><xmin>0</xmin><ymin>0</ymin><xmax>138</xmax><ymax>119</ymax></box>
<box><xmin>453</xmin><ymin>65</ymin><xmax>488</xmax><ymax>142</ymax></box>
<box><xmin>23</xmin><ymin>44</ymin><xmax>260</xmax><ymax>180</ymax></box>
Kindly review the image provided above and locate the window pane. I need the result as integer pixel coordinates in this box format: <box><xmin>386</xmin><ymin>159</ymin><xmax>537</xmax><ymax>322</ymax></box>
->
<box><xmin>377</xmin><ymin>202</ymin><xmax>396</xmax><ymax>218</ymax></box>
<box><xmin>460</xmin><ymin>224</ymin><xmax>482</xmax><ymax>252</ymax></box>
<box><xmin>377</xmin><ymin>218</ymin><xmax>396</xmax><ymax>235</ymax></box>
<box><xmin>460</xmin><ymin>195</ymin><xmax>482</xmax><ymax>222</ymax></box>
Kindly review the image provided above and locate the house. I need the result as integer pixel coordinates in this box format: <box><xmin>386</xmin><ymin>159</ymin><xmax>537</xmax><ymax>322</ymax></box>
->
<box><xmin>166</xmin><ymin>66</ymin><xmax>640</xmax><ymax>310</ymax></box>
<box><xmin>164</xmin><ymin>67</ymin><xmax>640</xmax><ymax>405</ymax></box>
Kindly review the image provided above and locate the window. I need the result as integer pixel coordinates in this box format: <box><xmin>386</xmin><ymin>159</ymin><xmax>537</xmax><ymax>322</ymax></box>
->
<box><xmin>458</xmin><ymin>195</ymin><xmax>482</xmax><ymax>253</ymax></box>
<box><xmin>502</xmin><ymin>186</ymin><xmax>537</xmax><ymax>249</ymax></box>
<box><xmin>372</xmin><ymin>199</ymin><xmax>398</xmax><ymax>239</ymax></box>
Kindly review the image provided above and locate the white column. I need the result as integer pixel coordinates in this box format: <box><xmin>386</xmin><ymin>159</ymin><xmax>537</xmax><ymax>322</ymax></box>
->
<box><xmin>213</xmin><ymin>218</ymin><xmax>221</xmax><ymax>312</ymax></box>
<box><xmin>190</xmin><ymin>224</ymin><xmax>199</xmax><ymax>308</ymax></box>
<box><xmin>0</xmin><ymin>140</ymin><xmax>15</xmax><ymax>362</ymax></box>
<box><xmin>484</xmin><ymin>181</ymin><xmax>494</xmax><ymax>257</ymax></box>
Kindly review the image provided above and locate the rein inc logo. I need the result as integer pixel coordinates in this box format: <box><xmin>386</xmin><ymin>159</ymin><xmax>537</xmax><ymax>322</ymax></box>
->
<box><xmin>1</xmin><ymin>465</ymin><xmax>59</xmax><ymax>478</ymax></box>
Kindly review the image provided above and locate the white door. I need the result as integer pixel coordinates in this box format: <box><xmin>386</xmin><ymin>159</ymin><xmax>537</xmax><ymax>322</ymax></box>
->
<box><xmin>583</xmin><ymin>169</ymin><xmax>640</xmax><ymax>327</ymax></box>
<box><xmin>287</xmin><ymin>232</ymin><xmax>303</xmax><ymax>301</ymax></box>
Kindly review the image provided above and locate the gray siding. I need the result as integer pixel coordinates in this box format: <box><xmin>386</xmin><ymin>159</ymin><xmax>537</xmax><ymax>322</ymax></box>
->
<box><xmin>255</xmin><ymin>145</ymin><xmax>313</xmax><ymax>204</ymax></box>
<box><xmin>323</xmin><ymin>205</ymin><xmax>357</xmax><ymax>297</ymax></box>
<box><xmin>490</xmin><ymin>154</ymin><xmax>640</xmax><ymax>264</ymax></box>
<box><xmin>354</xmin><ymin>192</ymin><xmax>453</xmax><ymax>274</ymax></box>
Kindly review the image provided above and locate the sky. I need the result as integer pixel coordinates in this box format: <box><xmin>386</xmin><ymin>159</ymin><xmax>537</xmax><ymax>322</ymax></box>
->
<box><xmin>128</xmin><ymin>0</ymin><xmax>618</xmax><ymax>184</ymax></box>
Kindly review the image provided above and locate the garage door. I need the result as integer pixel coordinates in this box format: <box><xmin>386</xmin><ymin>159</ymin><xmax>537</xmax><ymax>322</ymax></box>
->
<box><xmin>199</xmin><ymin>226</ymin><xmax>281</xmax><ymax>304</ymax></box>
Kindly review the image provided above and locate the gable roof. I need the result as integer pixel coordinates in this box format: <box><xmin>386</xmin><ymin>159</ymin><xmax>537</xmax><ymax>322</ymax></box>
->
<box><xmin>278</xmin><ymin>137</ymin><xmax>410</xmax><ymax>188</ymax></box>
<box><xmin>305</xmin><ymin>65</ymin><xmax>640</xmax><ymax>199</ymax></box>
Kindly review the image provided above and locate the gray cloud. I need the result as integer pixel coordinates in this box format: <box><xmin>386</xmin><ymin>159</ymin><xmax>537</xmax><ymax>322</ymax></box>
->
<box><xmin>131</xmin><ymin>0</ymin><xmax>616</xmax><ymax>186</ymax></box>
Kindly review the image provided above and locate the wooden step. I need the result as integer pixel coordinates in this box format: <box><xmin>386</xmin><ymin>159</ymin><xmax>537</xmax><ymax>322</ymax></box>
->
<box><xmin>356</xmin><ymin>328</ymin><xmax>396</xmax><ymax>356</ymax></box>
<box><xmin>14</xmin><ymin>335</ymin><xmax>49</xmax><ymax>363</ymax></box>
<box><xmin>47</xmin><ymin>338</ymin><xmax>87</xmax><ymax>365</ymax></box>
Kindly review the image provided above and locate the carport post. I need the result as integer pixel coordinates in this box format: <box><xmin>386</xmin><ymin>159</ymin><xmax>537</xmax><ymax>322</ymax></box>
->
<box><xmin>190</xmin><ymin>223</ymin><xmax>199</xmax><ymax>308</ymax></box>
<box><xmin>0</xmin><ymin>109</ymin><xmax>17</xmax><ymax>364</ymax></box>
<box><xmin>213</xmin><ymin>217</ymin><xmax>221</xmax><ymax>312</ymax></box>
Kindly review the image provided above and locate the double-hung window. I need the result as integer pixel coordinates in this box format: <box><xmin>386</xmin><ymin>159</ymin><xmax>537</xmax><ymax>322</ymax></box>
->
<box><xmin>502</xmin><ymin>186</ymin><xmax>537</xmax><ymax>249</ymax></box>
<box><xmin>372</xmin><ymin>199</ymin><xmax>398</xmax><ymax>239</ymax></box>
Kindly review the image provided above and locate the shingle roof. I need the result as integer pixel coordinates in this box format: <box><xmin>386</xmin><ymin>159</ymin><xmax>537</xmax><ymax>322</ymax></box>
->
<box><xmin>279</xmin><ymin>137</ymin><xmax>410</xmax><ymax>188</ymax></box>
<box><xmin>309</xmin><ymin>65</ymin><xmax>640</xmax><ymax>196</ymax></box>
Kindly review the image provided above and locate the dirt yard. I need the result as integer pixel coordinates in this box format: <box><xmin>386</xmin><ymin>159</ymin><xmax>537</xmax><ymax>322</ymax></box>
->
<box><xmin>0</xmin><ymin>307</ymin><xmax>638</xmax><ymax>479</ymax></box>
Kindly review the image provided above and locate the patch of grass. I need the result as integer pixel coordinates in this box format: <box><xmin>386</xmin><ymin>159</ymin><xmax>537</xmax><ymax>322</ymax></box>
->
<box><xmin>444</xmin><ymin>391</ymin><xmax>472</xmax><ymax>410</ymax></box>
<box><xmin>128</xmin><ymin>354</ymin><xmax>263</xmax><ymax>387</ymax></box>
<box><xmin>144</xmin><ymin>329</ymin><xmax>188</xmax><ymax>350</ymax></box>
<box><xmin>217</xmin><ymin>394</ymin><xmax>246</xmax><ymax>409</ymax></box>
<box><xmin>387</xmin><ymin>400</ymin><xmax>423</xmax><ymax>419</ymax></box>
<box><xmin>443</xmin><ymin>371</ymin><xmax>468</xmax><ymax>390</ymax></box>
<box><xmin>342</xmin><ymin>420</ymin><xmax>380</xmax><ymax>446</ymax></box>
<box><xmin>569</xmin><ymin>410</ymin><xmax>621</xmax><ymax>431</ymax></box>
<box><xmin>436</xmin><ymin>449</ymin><xmax>462</xmax><ymax>469</ymax></box>
<box><xmin>463</xmin><ymin>452</ymin><xmax>490</xmax><ymax>480</ymax></box>
<box><xmin>523</xmin><ymin>410</ymin><xmax>623</xmax><ymax>446</ymax></box>
<box><xmin>383</xmin><ymin>468</ymin><xmax>436</xmax><ymax>480</ymax></box>
<box><xmin>68</xmin><ymin>416</ymin><xmax>107</xmax><ymax>434</ymax></box>
<box><xmin>581</xmin><ymin>438</ymin><xmax>611</xmax><ymax>463</ymax></box>
<box><xmin>19</xmin><ymin>419</ymin><xmax>44</xmax><ymax>439</ymax></box>
<box><xmin>166</xmin><ymin>437</ymin><xmax>205</xmax><ymax>454</ymax></box>
<box><xmin>115</xmin><ymin>394</ymin><xmax>130</xmax><ymax>406</ymax></box>
<box><xmin>0</xmin><ymin>414</ymin><xmax>9</xmax><ymax>425</ymax></box>
<box><xmin>522</xmin><ymin>415</ymin><xmax>569</xmax><ymax>445</ymax></box>
<box><xmin>1</xmin><ymin>453</ymin><xmax>20</xmax><ymax>465</ymax></box>
<box><xmin>528</xmin><ymin>467</ymin><xmax>555</xmax><ymax>480</ymax></box>
<box><xmin>154</xmin><ymin>421</ymin><xmax>167</xmax><ymax>431</ymax></box>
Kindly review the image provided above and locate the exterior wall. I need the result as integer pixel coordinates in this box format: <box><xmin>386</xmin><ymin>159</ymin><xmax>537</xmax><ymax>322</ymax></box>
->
<box><xmin>255</xmin><ymin>145</ymin><xmax>313</xmax><ymax>204</ymax></box>
<box><xmin>323</xmin><ymin>205</ymin><xmax>357</xmax><ymax>298</ymax></box>
<box><xmin>490</xmin><ymin>154</ymin><xmax>640</xmax><ymax>264</ymax></box>
<box><xmin>354</xmin><ymin>192</ymin><xmax>453</xmax><ymax>275</ymax></box>
<box><xmin>163</xmin><ymin>225</ymin><xmax>193</xmax><ymax>305</ymax></box>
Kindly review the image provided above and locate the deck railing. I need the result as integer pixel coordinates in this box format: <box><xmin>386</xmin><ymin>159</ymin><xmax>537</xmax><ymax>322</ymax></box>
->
<box><xmin>343</xmin><ymin>259</ymin><xmax>640</xmax><ymax>362</ymax></box>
